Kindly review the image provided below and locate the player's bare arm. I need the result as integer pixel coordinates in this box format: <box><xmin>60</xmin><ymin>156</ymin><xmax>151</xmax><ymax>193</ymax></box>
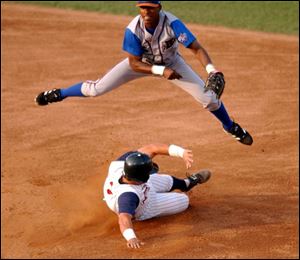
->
<box><xmin>188</xmin><ymin>40</ymin><xmax>214</xmax><ymax>69</ymax></box>
<box><xmin>128</xmin><ymin>54</ymin><xmax>182</xmax><ymax>80</ymax></box>
<box><xmin>118</xmin><ymin>213</ymin><xmax>144</xmax><ymax>249</ymax></box>
<box><xmin>138</xmin><ymin>143</ymin><xmax>193</xmax><ymax>169</ymax></box>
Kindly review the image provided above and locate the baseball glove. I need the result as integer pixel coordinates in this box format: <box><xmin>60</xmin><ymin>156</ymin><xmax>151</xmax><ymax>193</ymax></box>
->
<box><xmin>205</xmin><ymin>71</ymin><xmax>225</xmax><ymax>99</ymax></box>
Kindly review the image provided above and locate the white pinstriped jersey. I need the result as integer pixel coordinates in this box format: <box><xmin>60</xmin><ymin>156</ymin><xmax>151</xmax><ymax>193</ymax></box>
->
<box><xmin>103</xmin><ymin>161</ymin><xmax>154</xmax><ymax>220</ymax></box>
<box><xmin>103</xmin><ymin>160</ymin><xmax>189</xmax><ymax>221</ymax></box>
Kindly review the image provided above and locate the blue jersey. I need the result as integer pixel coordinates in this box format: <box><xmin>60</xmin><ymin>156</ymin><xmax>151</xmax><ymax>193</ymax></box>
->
<box><xmin>123</xmin><ymin>11</ymin><xmax>196</xmax><ymax>66</ymax></box>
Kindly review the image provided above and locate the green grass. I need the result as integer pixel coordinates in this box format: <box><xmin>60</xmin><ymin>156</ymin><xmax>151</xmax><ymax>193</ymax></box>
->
<box><xmin>11</xmin><ymin>1</ymin><xmax>299</xmax><ymax>35</ymax></box>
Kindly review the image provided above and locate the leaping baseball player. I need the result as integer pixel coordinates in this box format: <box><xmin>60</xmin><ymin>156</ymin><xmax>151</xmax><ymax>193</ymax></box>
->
<box><xmin>35</xmin><ymin>1</ymin><xmax>253</xmax><ymax>145</ymax></box>
<box><xmin>103</xmin><ymin>143</ymin><xmax>211</xmax><ymax>249</ymax></box>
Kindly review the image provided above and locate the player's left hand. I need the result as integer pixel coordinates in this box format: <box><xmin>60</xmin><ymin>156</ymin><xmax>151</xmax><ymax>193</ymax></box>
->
<box><xmin>183</xmin><ymin>149</ymin><xmax>193</xmax><ymax>169</ymax></box>
<box><xmin>163</xmin><ymin>68</ymin><xmax>182</xmax><ymax>80</ymax></box>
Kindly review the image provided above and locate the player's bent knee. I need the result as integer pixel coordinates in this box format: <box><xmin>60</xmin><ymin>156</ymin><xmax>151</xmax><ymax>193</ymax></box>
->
<box><xmin>202</xmin><ymin>94</ymin><xmax>221</xmax><ymax>111</ymax></box>
<box><xmin>179</xmin><ymin>193</ymin><xmax>190</xmax><ymax>212</ymax></box>
<box><xmin>204</xmin><ymin>101</ymin><xmax>221</xmax><ymax>111</ymax></box>
<box><xmin>197</xmin><ymin>90</ymin><xmax>221</xmax><ymax>111</ymax></box>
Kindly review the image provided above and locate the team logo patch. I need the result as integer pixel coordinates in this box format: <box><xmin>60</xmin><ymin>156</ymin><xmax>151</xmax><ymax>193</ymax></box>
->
<box><xmin>178</xmin><ymin>33</ymin><xmax>188</xmax><ymax>44</ymax></box>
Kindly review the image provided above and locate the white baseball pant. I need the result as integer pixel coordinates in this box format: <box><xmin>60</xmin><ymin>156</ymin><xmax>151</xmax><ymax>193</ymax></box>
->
<box><xmin>136</xmin><ymin>174</ymin><xmax>189</xmax><ymax>221</ymax></box>
<box><xmin>81</xmin><ymin>56</ymin><xmax>221</xmax><ymax>111</ymax></box>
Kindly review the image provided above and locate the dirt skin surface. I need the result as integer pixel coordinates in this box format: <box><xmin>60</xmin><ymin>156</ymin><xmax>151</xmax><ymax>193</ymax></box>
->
<box><xmin>1</xmin><ymin>3</ymin><xmax>299</xmax><ymax>259</ymax></box>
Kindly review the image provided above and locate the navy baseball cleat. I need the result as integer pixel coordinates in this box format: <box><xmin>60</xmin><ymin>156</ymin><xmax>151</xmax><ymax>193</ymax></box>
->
<box><xmin>35</xmin><ymin>88</ymin><xmax>63</xmax><ymax>106</ymax></box>
<box><xmin>185</xmin><ymin>170</ymin><xmax>211</xmax><ymax>191</ymax></box>
<box><xmin>225</xmin><ymin>121</ymin><xmax>253</xmax><ymax>145</ymax></box>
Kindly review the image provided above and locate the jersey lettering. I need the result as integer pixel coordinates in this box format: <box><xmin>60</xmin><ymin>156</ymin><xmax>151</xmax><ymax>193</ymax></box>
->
<box><xmin>141</xmin><ymin>185</ymin><xmax>150</xmax><ymax>204</ymax></box>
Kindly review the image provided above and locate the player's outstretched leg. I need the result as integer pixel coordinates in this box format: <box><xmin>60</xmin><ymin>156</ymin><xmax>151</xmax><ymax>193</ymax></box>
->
<box><xmin>35</xmin><ymin>82</ymin><xmax>84</xmax><ymax>106</ymax></box>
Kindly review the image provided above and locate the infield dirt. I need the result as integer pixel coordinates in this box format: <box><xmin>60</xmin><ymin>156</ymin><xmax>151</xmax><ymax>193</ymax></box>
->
<box><xmin>2</xmin><ymin>3</ymin><xmax>299</xmax><ymax>259</ymax></box>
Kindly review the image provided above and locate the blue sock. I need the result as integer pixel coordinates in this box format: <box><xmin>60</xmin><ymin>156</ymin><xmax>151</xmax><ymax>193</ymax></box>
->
<box><xmin>60</xmin><ymin>82</ymin><xmax>85</xmax><ymax>98</ymax></box>
<box><xmin>210</xmin><ymin>102</ymin><xmax>233</xmax><ymax>131</ymax></box>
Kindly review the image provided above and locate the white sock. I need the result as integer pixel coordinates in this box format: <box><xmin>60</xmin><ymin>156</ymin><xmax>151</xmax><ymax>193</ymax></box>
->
<box><xmin>184</xmin><ymin>179</ymin><xmax>190</xmax><ymax>188</ymax></box>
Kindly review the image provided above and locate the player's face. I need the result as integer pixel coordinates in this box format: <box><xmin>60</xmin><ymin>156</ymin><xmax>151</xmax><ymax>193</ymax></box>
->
<box><xmin>139</xmin><ymin>6</ymin><xmax>161</xmax><ymax>28</ymax></box>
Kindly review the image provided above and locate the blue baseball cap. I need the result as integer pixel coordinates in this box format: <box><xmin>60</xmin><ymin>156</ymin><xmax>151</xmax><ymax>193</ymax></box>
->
<box><xmin>136</xmin><ymin>1</ymin><xmax>161</xmax><ymax>7</ymax></box>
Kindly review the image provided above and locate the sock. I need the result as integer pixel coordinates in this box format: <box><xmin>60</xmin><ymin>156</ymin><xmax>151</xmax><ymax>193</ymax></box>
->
<box><xmin>60</xmin><ymin>82</ymin><xmax>85</xmax><ymax>98</ymax></box>
<box><xmin>170</xmin><ymin>176</ymin><xmax>189</xmax><ymax>192</ymax></box>
<box><xmin>184</xmin><ymin>178</ymin><xmax>190</xmax><ymax>188</ymax></box>
<box><xmin>210</xmin><ymin>102</ymin><xmax>233</xmax><ymax>131</ymax></box>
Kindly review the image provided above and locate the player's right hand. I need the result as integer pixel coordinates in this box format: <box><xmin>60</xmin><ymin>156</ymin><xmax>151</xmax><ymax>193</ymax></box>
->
<box><xmin>163</xmin><ymin>68</ymin><xmax>182</xmax><ymax>80</ymax></box>
<box><xmin>127</xmin><ymin>238</ymin><xmax>145</xmax><ymax>249</ymax></box>
<box><xmin>183</xmin><ymin>149</ymin><xmax>193</xmax><ymax>169</ymax></box>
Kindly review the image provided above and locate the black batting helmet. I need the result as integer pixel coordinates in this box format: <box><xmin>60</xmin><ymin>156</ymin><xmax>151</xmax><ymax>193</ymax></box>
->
<box><xmin>124</xmin><ymin>152</ymin><xmax>153</xmax><ymax>183</ymax></box>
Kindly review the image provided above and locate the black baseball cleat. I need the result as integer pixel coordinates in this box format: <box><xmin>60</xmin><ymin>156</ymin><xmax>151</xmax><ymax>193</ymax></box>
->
<box><xmin>225</xmin><ymin>121</ymin><xmax>253</xmax><ymax>145</ymax></box>
<box><xmin>35</xmin><ymin>88</ymin><xmax>63</xmax><ymax>106</ymax></box>
<box><xmin>185</xmin><ymin>170</ymin><xmax>211</xmax><ymax>191</ymax></box>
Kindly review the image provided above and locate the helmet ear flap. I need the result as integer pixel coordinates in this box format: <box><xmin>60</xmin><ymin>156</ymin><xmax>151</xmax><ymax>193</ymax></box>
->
<box><xmin>151</xmin><ymin>162</ymin><xmax>159</xmax><ymax>174</ymax></box>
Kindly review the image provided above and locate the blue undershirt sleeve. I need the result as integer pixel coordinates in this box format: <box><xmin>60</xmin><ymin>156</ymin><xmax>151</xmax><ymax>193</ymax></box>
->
<box><xmin>118</xmin><ymin>192</ymin><xmax>140</xmax><ymax>216</ymax></box>
<box><xmin>170</xmin><ymin>19</ymin><xmax>196</xmax><ymax>48</ymax></box>
<box><xmin>122</xmin><ymin>28</ymin><xmax>144</xmax><ymax>56</ymax></box>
